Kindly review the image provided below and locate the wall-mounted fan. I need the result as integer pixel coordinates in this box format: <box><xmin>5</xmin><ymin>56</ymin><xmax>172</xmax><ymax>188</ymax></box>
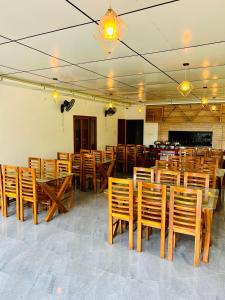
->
<box><xmin>105</xmin><ymin>107</ymin><xmax>117</xmax><ymax>117</ymax></box>
<box><xmin>61</xmin><ymin>99</ymin><xmax>75</xmax><ymax>113</ymax></box>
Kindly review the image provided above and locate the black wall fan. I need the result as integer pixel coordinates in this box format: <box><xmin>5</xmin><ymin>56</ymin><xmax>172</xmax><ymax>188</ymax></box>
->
<box><xmin>61</xmin><ymin>99</ymin><xmax>75</xmax><ymax>113</ymax></box>
<box><xmin>105</xmin><ymin>107</ymin><xmax>117</xmax><ymax>117</ymax></box>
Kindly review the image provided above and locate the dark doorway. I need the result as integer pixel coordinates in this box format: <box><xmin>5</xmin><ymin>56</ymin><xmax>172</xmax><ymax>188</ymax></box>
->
<box><xmin>73</xmin><ymin>115</ymin><xmax>97</xmax><ymax>153</ymax></box>
<box><xmin>117</xmin><ymin>119</ymin><xmax>144</xmax><ymax>144</ymax></box>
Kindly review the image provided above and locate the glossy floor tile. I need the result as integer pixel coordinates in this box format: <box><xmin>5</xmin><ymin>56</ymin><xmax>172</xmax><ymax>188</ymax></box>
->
<box><xmin>0</xmin><ymin>190</ymin><xmax>224</xmax><ymax>300</ymax></box>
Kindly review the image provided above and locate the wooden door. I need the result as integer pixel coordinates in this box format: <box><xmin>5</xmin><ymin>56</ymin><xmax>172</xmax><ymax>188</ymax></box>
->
<box><xmin>118</xmin><ymin>119</ymin><xmax>126</xmax><ymax>144</ymax></box>
<box><xmin>73</xmin><ymin>116</ymin><xmax>97</xmax><ymax>153</ymax></box>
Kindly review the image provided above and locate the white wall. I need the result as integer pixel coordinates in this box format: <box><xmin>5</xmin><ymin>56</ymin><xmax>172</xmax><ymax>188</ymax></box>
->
<box><xmin>125</xmin><ymin>105</ymin><xmax>158</xmax><ymax>146</ymax></box>
<box><xmin>0</xmin><ymin>82</ymin><xmax>125</xmax><ymax>166</ymax></box>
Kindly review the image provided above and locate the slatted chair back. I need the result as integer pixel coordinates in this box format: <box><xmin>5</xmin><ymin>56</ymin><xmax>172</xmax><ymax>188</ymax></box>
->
<box><xmin>91</xmin><ymin>150</ymin><xmax>103</xmax><ymax>163</ymax></box>
<box><xmin>137</xmin><ymin>182</ymin><xmax>167</xmax><ymax>257</ymax></box>
<box><xmin>57</xmin><ymin>152</ymin><xmax>71</xmax><ymax>161</ymax></box>
<box><xmin>105</xmin><ymin>145</ymin><xmax>114</xmax><ymax>152</ymax></box>
<box><xmin>201</xmin><ymin>157</ymin><xmax>219</xmax><ymax>168</ymax></box>
<box><xmin>2</xmin><ymin>165</ymin><xmax>19</xmax><ymax>219</ymax></box>
<box><xmin>179</xmin><ymin>148</ymin><xmax>195</xmax><ymax>157</ymax></box>
<box><xmin>71</xmin><ymin>154</ymin><xmax>82</xmax><ymax>173</ymax></box>
<box><xmin>28</xmin><ymin>157</ymin><xmax>41</xmax><ymax>178</ymax></box>
<box><xmin>80</xmin><ymin>149</ymin><xmax>90</xmax><ymax>155</ymax></box>
<box><xmin>208</xmin><ymin>149</ymin><xmax>223</xmax><ymax>167</ymax></box>
<box><xmin>42</xmin><ymin>159</ymin><xmax>57</xmax><ymax>179</ymax></box>
<box><xmin>56</xmin><ymin>160</ymin><xmax>72</xmax><ymax>176</ymax></box>
<box><xmin>200</xmin><ymin>163</ymin><xmax>217</xmax><ymax>188</ymax></box>
<box><xmin>156</xmin><ymin>169</ymin><xmax>180</xmax><ymax>186</ymax></box>
<box><xmin>108</xmin><ymin>177</ymin><xmax>134</xmax><ymax>249</ymax></box>
<box><xmin>19</xmin><ymin>167</ymin><xmax>38</xmax><ymax>224</ymax></box>
<box><xmin>82</xmin><ymin>154</ymin><xmax>96</xmax><ymax>192</ymax></box>
<box><xmin>116</xmin><ymin>144</ymin><xmax>126</xmax><ymax>172</ymax></box>
<box><xmin>196</xmin><ymin>147</ymin><xmax>209</xmax><ymax>157</ymax></box>
<box><xmin>184</xmin><ymin>172</ymin><xmax>210</xmax><ymax>189</ymax></box>
<box><xmin>0</xmin><ymin>165</ymin><xmax>2</xmax><ymax>212</ymax></box>
<box><xmin>103</xmin><ymin>150</ymin><xmax>114</xmax><ymax>161</ymax></box>
<box><xmin>133</xmin><ymin>167</ymin><xmax>154</xmax><ymax>188</ymax></box>
<box><xmin>168</xmin><ymin>156</ymin><xmax>181</xmax><ymax>163</ymax></box>
<box><xmin>168</xmin><ymin>186</ymin><xmax>202</xmax><ymax>266</ymax></box>
<box><xmin>155</xmin><ymin>160</ymin><xmax>177</xmax><ymax>170</ymax></box>
<box><xmin>136</xmin><ymin>145</ymin><xmax>144</xmax><ymax>158</ymax></box>
<box><xmin>126</xmin><ymin>145</ymin><xmax>137</xmax><ymax>172</ymax></box>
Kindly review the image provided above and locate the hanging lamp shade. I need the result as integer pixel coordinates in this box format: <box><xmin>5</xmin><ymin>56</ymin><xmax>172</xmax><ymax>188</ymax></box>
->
<box><xmin>177</xmin><ymin>80</ymin><xmax>193</xmax><ymax>97</ymax></box>
<box><xmin>201</xmin><ymin>96</ymin><xmax>208</xmax><ymax>106</ymax></box>
<box><xmin>96</xmin><ymin>8</ymin><xmax>126</xmax><ymax>54</ymax></box>
<box><xmin>211</xmin><ymin>104</ymin><xmax>216</xmax><ymax>111</ymax></box>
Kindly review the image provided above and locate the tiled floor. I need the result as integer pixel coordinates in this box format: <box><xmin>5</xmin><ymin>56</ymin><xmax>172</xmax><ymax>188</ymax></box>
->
<box><xmin>0</xmin><ymin>191</ymin><xmax>225</xmax><ymax>300</ymax></box>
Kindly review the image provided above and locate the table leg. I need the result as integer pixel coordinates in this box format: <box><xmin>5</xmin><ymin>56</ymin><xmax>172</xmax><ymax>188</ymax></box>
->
<box><xmin>203</xmin><ymin>209</ymin><xmax>213</xmax><ymax>263</ymax></box>
<box><xmin>99</xmin><ymin>160</ymin><xmax>115</xmax><ymax>193</ymax></box>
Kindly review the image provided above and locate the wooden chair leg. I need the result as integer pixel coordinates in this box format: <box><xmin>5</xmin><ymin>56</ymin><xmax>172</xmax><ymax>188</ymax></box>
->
<box><xmin>108</xmin><ymin>215</ymin><xmax>113</xmax><ymax>245</ymax></box>
<box><xmin>20</xmin><ymin>198</ymin><xmax>24</xmax><ymax>222</ymax></box>
<box><xmin>168</xmin><ymin>228</ymin><xmax>174</xmax><ymax>261</ymax></box>
<box><xmin>194</xmin><ymin>235</ymin><xmax>200</xmax><ymax>267</ymax></box>
<box><xmin>129</xmin><ymin>219</ymin><xmax>134</xmax><ymax>250</ymax></box>
<box><xmin>137</xmin><ymin>221</ymin><xmax>142</xmax><ymax>252</ymax></box>
<box><xmin>16</xmin><ymin>196</ymin><xmax>20</xmax><ymax>220</ymax></box>
<box><xmin>160</xmin><ymin>227</ymin><xmax>166</xmax><ymax>259</ymax></box>
<box><xmin>173</xmin><ymin>232</ymin><xmax>176</xmax><ymax>249</ymax></box>
<box><xmin>33</xmin><ymin>201</ymin><xmax>38</xmax><ymax>225</ymax></box>
<box><xmin>93</xmin><ymin>177</ymin><xmax>97</xmax><ymax>193</ymax></box>
<box><xmin>3</xmin><ymin>196</ymin><xmax>8</xmax><ymax>217</ymax></box>
<box><xmin>145</xmin><ymin>226</ymin><xmax>150</xmax><ymax>240</ymax></box>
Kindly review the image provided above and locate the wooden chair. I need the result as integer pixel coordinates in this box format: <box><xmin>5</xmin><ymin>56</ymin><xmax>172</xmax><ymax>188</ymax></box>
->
<box><xmin>56</xmin><ymin>160</ymin><xmax>72</xmax><ymax>175</ymax></box>
<box><xmin>19</xmin><ymin>167</ymin><xmax>39</xmax><ymax>224</ymax></box>
<box><xmin>82</xmin><ymin>154</ymin><xmax>96</xmax><ymax>192</ymax></box>
<box><xmin>42</xmin><ymin>159</ymin><xmax>57</xmax><ymax>178</ymax></box>
<box><xmin>156</xmin><ymin>169</ymin><xmax>180</xmax><ymax>186</ymax></box>
<box><xmin>200</xmin><ymin>163</ymin><xmax>216</xmax><ymax>188</ymax></box>
<box><xmin>184</xmin><ymin>172</ymin><xmax>209</xmax><ymax>189</ymax></box>
<box><xmin>2</xmin><ymin>165</ymin><xmax>19</xmax><ymax>219</ymax></box>
<box><xmin>168</xmin><ymin>156</ymin><xmax>181</xmax><ymax>163</ymax></box>
<box><xmin>108</xmin><ymin>177</ymin><xmax>134</xmax><ymax>249</ymax></box>
<box><xmin>168</xmin><ymin>186</ymin><xmax>203</xmax><ymax>267</ymax></box>
<box><xmin>57</xmin><ymin>152</ymin><xmax>71</xmax><ymax>161</ymax></box>
<box><xmin>137</xmin><ymin>182</ymin><xmax>167</xmax><ymax>258</ymax></box>
<box><xmin>155</xmin><ymin>160</ymin><xmax>177</xmax><ymax>170</ymax></box>
<box><xmin>133</xmin><ymin>167</ymin><xmax>154</xmax><ymax>188</ymax></box>
<box><xmin>105</xmin><ymin>145</ymin><xmax>114</xmax><ymax>152</ymax></box>
<box><xmin>196</xmin><ymin>147</ymin><xmax>209</xmax><ymax>157</ymax></box>
<box><xmin>116</xmin><ymin>145</ymin><xmax>126</xmax><ymax>173</ymax></box>
<box><xmin>103</xmin><ymin>150</ymin><xmax>115</xmax><ymax>161</ymax></box>
<box><xmin>179</xmin><ymin>148</ymin><xmax>195</xmax><ymax>157</ymax></box>
<box><xmin>80</xmin><ymin>149</ymin><xmax>90</xmax><ymax>155</ymax></box>
<box><xmin>71</xmin><ymin>154</ymin><xmax>82</xmax><ymax>187</ymax></box>
<box><xmin>201</xmin><ymin>157</ymin><xmax>219</xmax><ymax>168</ymax></box>
<box><xmin>28</xmin><ymin>157</ymin><xmax>41</xmax><ymax>178</ymax></box>
<box><xmin>91</xmin><ymin>150</ymin><xmax>103</xmax><ymax>163</ymax></box>
<box><xmin>126</xmin><ymin>144</ymin><xmax>137</xmax><ymax>173</ymax></box>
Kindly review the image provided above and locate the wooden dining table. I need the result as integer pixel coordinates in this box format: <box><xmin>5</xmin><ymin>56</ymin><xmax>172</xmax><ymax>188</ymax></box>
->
<box><xmin>36</xmin><ymin>173</ymin><xmax>73</xmax><ymax>222</ymax></box>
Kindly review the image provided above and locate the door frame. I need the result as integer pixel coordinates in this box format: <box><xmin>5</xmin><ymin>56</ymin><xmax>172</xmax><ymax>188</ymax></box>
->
<box><xmin>73</xmin><ymin>115</ymin><xmax>97</xmax><ymax>153</ymax></box>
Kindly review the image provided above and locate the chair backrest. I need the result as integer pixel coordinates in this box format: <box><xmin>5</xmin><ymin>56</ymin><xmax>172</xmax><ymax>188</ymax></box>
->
<box><xmin>91</xmin><ymin>150</ymin><xmax>103</xmax><ymax>163</ymax></box>
<box><xmin>136</xmin><ymin>145</ymin><xmax>144</xmax><ymax>158</ymax></box>
<box><xmin>155</xmin><ymin>160</ymin><xmax>177</xmax><ymax>170</ymax></box>
<box><xmin>133</xmin><ymin>167</ymin><xmax>154</xmax><ymax>188</ymax></box>
<box><xmin>200</xmin><ymin>163</ymin><xmax>217</xmax><ymax>188</ymax></box>
<box><xmin>108</xmin><ymin>177</ymin><xmax>133</xmax><ymax>220</ymax></box>
<box><xmin>0</xmin><ymin>165</ymin><xmax>2</xmax><ymax>203</ymax></box>
<box><xmin>196</xmin><ymin>147</ymin><xmax>209</xmax><ymax>157</ymax></box>
<box><xmin>168</xmin><ymin>156</ymin><xmax>181</xmax><ymax>163</ymax></box>
<box><xmin>19</xmin><ymin>167</ymin><xmax>36</xmax><ymax>202</ymax></box>
<box><xmin>184</xmin><ymin>172</ymin><xmax>210</xmax><ymax>189</ymax></box>
<box><xmin>201</xmin><ymin>157</ymin><xmax>219</xmax><ymax>168</ymax></box>
<box><xmin>80</xmin><ymin>149</ymin><xmax>90</xmax><ymax>155</ymax></box>
<box><xmin>71</xmin><ymin>154</ymin><xmax>82</xmax><ymax>172</ymax></box>
<box><xmin>105</xmin><ymin>145</ymin><xmax>114</xmax><ymax>152</ymax></box>
<box><xmin>82</xmin><ymin>154</ymin><xmax>96</xmax><ymax>175</ymax></box>
<box><xmin>56</xmin><ymin>160</ymin><xmax>72</xmax><ymax>176</ymax></box>
<box><xmin>28</xmin><ymin>157</ymin><xmax>41</xmax><ymax>178</ymax></box>
<box><xmin>179</xmin><ymin>148</ymin><xmax>195</xmax><ymax>157</ymax></box>
<box><xmin>169</xmin><ymin>186</ymin><xmax>202</xmax><ymax>235</ymax></box>
<box><xmin>156</xmin><ymin>169</ymin><xmax>180</xmax><ymax>186</ymax></box>
<box><xmin>138</xmin><ymin>182</ymin><xmax>166</xmax><ymax>225</ymax></box>
<box><xmin>126</xmin><ymin>145</ymin><xmax>136</xmax><ymax>161</ymax></box>
<box><xmin>2</xmin><ymin>165</ymin><xmax>19</xmax><ymax>196</ymax></box>
<box><xmin>57</xmin><ymin>152</ymin><xmax>71</xmax><ymax>161</ymax></box>
<box><xmin>116</xmin><ymin>145</ymin><xmax>126</xmax><ymax>161</ymax></box>
<box><xmin>42</xmin><ymin>159</ymin><xmax>57</xmax><ymax>178</ymax></box>
<box><xmin>103</xmin><ymin>150</ymin><xmax>114</xmax><ymax>161</ymax></box>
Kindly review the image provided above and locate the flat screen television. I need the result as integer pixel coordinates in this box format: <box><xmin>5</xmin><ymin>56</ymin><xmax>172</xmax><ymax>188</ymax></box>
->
<box><xmin>168</xmin><ymin>131</ymin><xmax>212</xmax><ymax>147</ymax></box>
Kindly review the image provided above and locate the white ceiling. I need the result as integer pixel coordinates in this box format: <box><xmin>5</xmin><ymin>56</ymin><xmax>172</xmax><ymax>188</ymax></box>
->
<box><xmin>0</xmin><ymin>0</ymin><xmax>225</xmax><ymax>104</ymax></box>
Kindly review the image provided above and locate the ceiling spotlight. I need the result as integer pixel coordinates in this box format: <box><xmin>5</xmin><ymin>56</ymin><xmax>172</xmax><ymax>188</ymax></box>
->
<box><xmin>211</xmin><ymin>104</ymin><xmax>216</xmax><ymax>111</ymax></box>
<box><xmin>201</xmin><ymin>97</ymin><xmax>208</xmax><ymax>106</ymax></box>
<box><xmin>52</xmin><ymin>90</ymin><xmax>60</xmax><ymax>100</ymax></box>
<box><xmin>177</xmin><ymin>63</ymin><xmax>193</xmax><ymax>97</ymax></box>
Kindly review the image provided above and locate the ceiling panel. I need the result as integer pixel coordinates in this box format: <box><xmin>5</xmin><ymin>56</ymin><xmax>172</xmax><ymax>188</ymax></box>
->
<box><xmin>69</xmin><ymin>0</ymin><xmax>163</xmax><ymax>20</ymax></box>
<box><xmin>0</xmin><ymin>43</ymin><xmax>65</xmax><ymax>70</ymax></box>
<box><xmin>0</xmin><ymin>65</ymin><xmax>22</xmax><ymax>75</ymax></box>
<box><xmin>24</xmin><ymin>23</ymin><xmax>133</xmax><ymax>65</ymax></box>
<box><xmin>0</xmin><ymin>0</ymin><xmax>88</xmax><ymax>39</ymax></box>
<box><xmin>32</xmin><ymin>65</ymin><xmax>103</xmax><ymax>82</ymax></box>
<box><xmin>117</xmin><ymin>72</ymin><xmax>172</xmax><ymax>86</ymax></box>
<box><xmin>8</xmin><ymin>72</ymin><xmax>55</xmax><ymax>85</ymax></box>
<box><xmin>82</xmin><ymin>56</ymin><xmax>157</xmax><ymax>77</ymax></box>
